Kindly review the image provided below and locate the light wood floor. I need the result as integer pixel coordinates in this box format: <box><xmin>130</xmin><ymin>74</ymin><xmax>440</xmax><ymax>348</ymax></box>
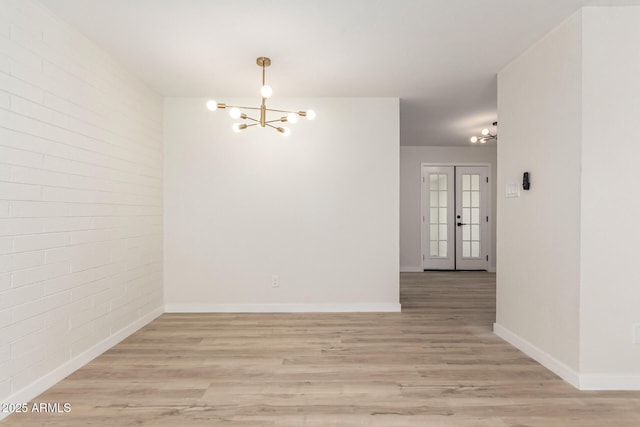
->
<box><xmin>5</xmin><ymin>272</ymin><xmax>640</xmax><ymax>426</ymax></box>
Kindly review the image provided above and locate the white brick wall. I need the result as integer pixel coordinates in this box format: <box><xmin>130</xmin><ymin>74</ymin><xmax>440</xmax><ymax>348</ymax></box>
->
<box><xmin>0</xmin><ymin>0</ymin><xmax>164</xmax><ymax>403</ymax></box>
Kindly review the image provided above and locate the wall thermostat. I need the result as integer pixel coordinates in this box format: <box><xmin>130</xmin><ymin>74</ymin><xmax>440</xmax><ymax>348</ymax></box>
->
<box><xmin>523</xmin><ymin>172</ymin><xmax>531</xmax><ymax>190</ymax></box>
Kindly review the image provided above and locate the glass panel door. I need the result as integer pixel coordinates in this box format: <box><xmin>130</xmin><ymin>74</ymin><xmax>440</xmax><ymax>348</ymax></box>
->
<box><xmin>422</xmin><ymin>166</ymin><xmax>454</xmax><ymax>270</ymax></box>
<box><xmin>421</xmin><ymin>165</ymin><xmax>489</xmax><ymax>271</ymax></box>
<box><xmin>455</xmin><ymin>166</ymin><xmax>488</xmax><ymax>270</ymax></box>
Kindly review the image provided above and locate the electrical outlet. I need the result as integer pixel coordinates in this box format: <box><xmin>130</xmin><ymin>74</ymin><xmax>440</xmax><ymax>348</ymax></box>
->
<box><xmin>272</xmin><ymin>274</ymin><xmax>279</xmax><ymax>288</ymax></box>
<box><xmin>633</xmin><ymin>323</ymin><xmax>640</xmax><ymax>344</ymax></box>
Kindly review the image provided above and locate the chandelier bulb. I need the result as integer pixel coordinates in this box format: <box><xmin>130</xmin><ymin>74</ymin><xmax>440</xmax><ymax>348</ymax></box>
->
<box><xmin>480</xmin><ymin>138</ymin><xmax>487</xmax><ymax>144</ymax></box>
<box><xmin>287</xmin><ymin>112</ymin><xmax>299</xmax><ymax>124</ymax></box>
<box><xmin>232</xmin><ymin>123</ymin><xmax>248</xmax><ymax>133</ymax></box>
<box><xmin>470</xmin><ymin>136</ymin><xmax>478</xmax><ymax>143</ymax></box>
<box><xmin>261</xmin><ymin>85</ymin><xmax>273</xmax><ymax>99</ymax></box>
<box><xmin>481</xmin><ymin>128</ymin><xmax>490</xmax><ymax>136</ymax></box>
<box><xmin>206</xmin><ymin>100</ymin><xmax>218</xmax><ymax>111</ymax></box>
<box><xmin>306</xmin><ymin>110</ymin><xmax>316</xmax><ymax>120</ymax></box>
<box><xmin>229</xmin><ymin>107</ymin><xmax>241</xmax><ymax>119</ymax></box>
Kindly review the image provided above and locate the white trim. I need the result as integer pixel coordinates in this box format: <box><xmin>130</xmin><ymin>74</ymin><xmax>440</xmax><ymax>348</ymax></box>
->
<box><xmin>493</xmin><ymin>323</ymin><xmax>580</xmax><ymax>389</ymax></box>
<box><xmin>0</xmin><ymin>306</ymin><xmax>164</xmax><ymax>421</ymax></box>
<box><xmin>494</xmin><ymin>324</ymin><xmax>640</xmax><ymax>390</ymax></box>
<box><xmin>165</xmin><ymin>303</ymin><xmax>401</xmax><ymax>313</ymax></box>
<box><xmin>400</xmin><ymin>266</ymin><xmax>422</xmax><ymax>272</ymax></box>
<box><xmin>579</xmin><ymin>374</ymin><xmax>640</xmax><ymax>391</ymax></box>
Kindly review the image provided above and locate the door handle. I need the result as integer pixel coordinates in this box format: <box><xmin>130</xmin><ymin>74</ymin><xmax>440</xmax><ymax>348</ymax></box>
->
<box><xmin>457</xmin><ymin>222</ymin><xmax>467</xmax><ymax>227</ymax></box>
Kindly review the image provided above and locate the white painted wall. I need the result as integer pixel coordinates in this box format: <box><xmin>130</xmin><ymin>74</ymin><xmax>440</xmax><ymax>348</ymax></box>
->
<box><xmin>580</xmin><ymin>7</ymin><xmax>640</xmax><ymax>377</ymax></box>
<box><xmin>164</xmin><ymin>97</ymin><xmax>399</xmax><ymax>312</ymax></box>
<box><xmin>497</xmin><ymin>7</ymin><xmax>640</xmax><ymax>389</ymax></box>
<box><xmin>0</xmin><ymin>0</ymin><xmax>164</xmax><ymax>409</ymax></box>
<box><xmin>496</xmin><ymin>11</ymin><xmax>583</xmax><ymax>373</ymax></box>
<box><xmin>400</xmin><ymin>146</ymin><xmax>496</xmax><ymax>272</ymax></box>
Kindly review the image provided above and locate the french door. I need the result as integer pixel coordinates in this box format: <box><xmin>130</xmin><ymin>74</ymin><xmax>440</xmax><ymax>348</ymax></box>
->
<box><xmin>421</xmin><ymin>165</ymin><xmax>489</xmax><ymax>270</ymax></box>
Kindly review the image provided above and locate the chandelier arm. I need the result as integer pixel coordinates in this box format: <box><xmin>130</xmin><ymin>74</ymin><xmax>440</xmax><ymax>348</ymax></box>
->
<box><xmin>224</xmin><ymin>105</ymin><xmax>262</xmax><ymax>111</ymax></box>
<box><xmin>265</xmin><ymin>108</ymin><xmax>300</xmax><ymax>114</ymax></box>
<box><xmin>264</xmin><ymin>119</ymin><xmax>288</xmax><ymax>124</ymax></box>
<box><xmin>265</xmin><ymin>123</ymin><xmax>280</xmax><ymax>131</ymax></box>
<box><xmin>244</xmin><ymin>116</ymin><xmax>259</xmax><ymax>123</ymax></box>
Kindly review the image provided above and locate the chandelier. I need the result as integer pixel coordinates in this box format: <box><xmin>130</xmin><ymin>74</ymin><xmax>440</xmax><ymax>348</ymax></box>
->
<box><xmin>206</xmin><ymin>57</ymin><xmax>315</xmax><ymax>136</ymax></box>
<box><xmin>470</xmin><ymin>121</ymin><xmax>498</xmax><ymax>144</ymax></box>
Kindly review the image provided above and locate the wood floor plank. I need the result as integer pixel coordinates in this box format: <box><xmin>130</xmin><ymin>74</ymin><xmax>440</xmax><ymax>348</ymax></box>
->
<box><xmin>4</xmin><ymin>272</ymin><xmax>640</xmax><ymax>426</ymax></box>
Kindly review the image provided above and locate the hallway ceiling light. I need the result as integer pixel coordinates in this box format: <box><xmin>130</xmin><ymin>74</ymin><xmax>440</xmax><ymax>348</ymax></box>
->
<box><xmin>206</xmin><ymin>57</ymin><xmax>315</xmax><ymax>136</ymax></box>
<box><xmin>470</xmin><ymin>121</ymin><xmax>497</xmax><ymax>144</ymax></box>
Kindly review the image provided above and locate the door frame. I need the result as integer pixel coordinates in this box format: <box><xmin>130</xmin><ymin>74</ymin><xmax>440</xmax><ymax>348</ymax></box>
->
<box><xmin>420</xmin><ymin>162</ymin><xmax>493</xmax><ymax>271</ymax></box>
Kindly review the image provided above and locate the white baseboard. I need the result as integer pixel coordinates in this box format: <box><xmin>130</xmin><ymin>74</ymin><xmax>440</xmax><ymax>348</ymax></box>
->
<box><xmin>165</xmin><ymin>303</ymin><xmax>401</xmax><ymax>313</ymax></box>
<box><xmin>0</xmin><ymin>306</ymin><xmax>164</xmax><ymax>421</ymax></box>
<box><xmin>579</xmin><ymin>374</ymin><xmax>640</xmax><ymax>391</ymax></box>
<box><xmin>493</xmin><ymin>323</ymin><xmax>581</xmax><ymax>389</ymax></box>
<box><xmin>494</xmin><ymin>323</ymin><xmax>640</xmax><ymax>390</ymax></box>
<box><xmin>400</xmin><ymin>266</ymin><xmax>422</xmax><ymax>273</ymax></box>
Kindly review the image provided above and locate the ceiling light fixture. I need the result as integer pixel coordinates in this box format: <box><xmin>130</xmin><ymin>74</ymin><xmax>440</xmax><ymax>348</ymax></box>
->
<box><xmin>470</xmin><ymin>121</ymin><xmax>498</xmax><ymax>144</ymax></box>
<box><xmin>206</xmin><ymin>57</ymin><xmax>315</xmax><ymax>136</ymax></box>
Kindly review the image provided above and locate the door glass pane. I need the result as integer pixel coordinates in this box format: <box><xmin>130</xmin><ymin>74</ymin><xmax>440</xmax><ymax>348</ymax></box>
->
<box><xmin>438</xmin><ymin>241</ymin><xmax>447</xmax><ymax>257</ymax></box>
<box><xmin>430</xmin><ymin>191</ymin><xmax>439</xmax><ymax>207</ymax></box>
<box><xmin>471</xmin><ymin>225</ymin><xmax>479</xmax><ymax>241</ymax></box>
<box><xmin>462</xmin><ymin>192</ymin><xmax>470</xmax><ymax>207</ymax></box>
<box><xmin>439</xmin><ymin>175</ymin><xmax>447</xmax><ymax>190</ymax></box>
<box><xmin>430</xmin><ymin>208</ymin><xmax>438</xmax><ymax>223</ymax></box>
<box><xmin>471</xmin><ymin>208</ymin><xmax>480</xmax><ymax>224</ymax></box>
<box><xmin>430</xmin><ymin>224</ymin><xmax>438</xmax><ymax>240</ymax></box>
<box><xmin>439</xmin><ymin>225</ymin><xmax>447</xmax><ymax>241</ymax></box>
<box><xmin>462</xmin><ymin>208</ymin><xmax>470</xmax><ymax>223</ymax></box>
<box><xmin>471</xmin><ymin>174</ymin><xmax>480</xmax><ymax>191</ymax></box>
<box><xmin>471</xmin><ymin>192</ymin><xmax>480</xmax><ymax>207</ymax></box>
<box><xmin>463</xmin><ymin>241</ymin><xmax>470</xmax><ymax>258</ymax></box>
<box><xmin>438</xmin><ymin>192</ymin><xmax>447</xmax><ymax>207</ymax></box>
<box><xmin>462</xmin><ymin>225</ymin><xmax>470</xmax><ymax>241</ymax></box>
<box><xmin>430</xmin><ymin>241</ymin><xmax>438</xmax><ymax>256</ymax></box>
<box><xmin>439</xmin><ymin>208</ymin><xmax>447</xmax><ymax>224</ymax></box>
<box><xmin>472</xmin><ymin>242</ymin><xmax>480</xmax><ymax>258</ymax></box>
<box><xmin>430</xmin><ymin>174</ymin><xmax>438</xmax><ymax>188</ymax></box>
<box><xmin>462</xmin><ymin>175</ymin><xmax>470</xmax><ymax>191</ymax></box>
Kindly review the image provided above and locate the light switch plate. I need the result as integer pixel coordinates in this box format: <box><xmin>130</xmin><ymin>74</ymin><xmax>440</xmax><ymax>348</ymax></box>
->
<box><xmin>506</xmin><ymin>183</ymin><xmax>520</xmax><ymax>198</ymax></box>
<box><xmin>633</xmin><ymin>323</ymin><xmax>640</xmax><ymax>344</ymax></box>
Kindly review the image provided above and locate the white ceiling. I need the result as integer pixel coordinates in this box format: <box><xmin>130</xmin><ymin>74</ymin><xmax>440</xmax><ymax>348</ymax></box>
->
<box><xmin>39</xmin><ymin>0</ymin><xmax>640</xmax><ymax>146</ymax></box>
